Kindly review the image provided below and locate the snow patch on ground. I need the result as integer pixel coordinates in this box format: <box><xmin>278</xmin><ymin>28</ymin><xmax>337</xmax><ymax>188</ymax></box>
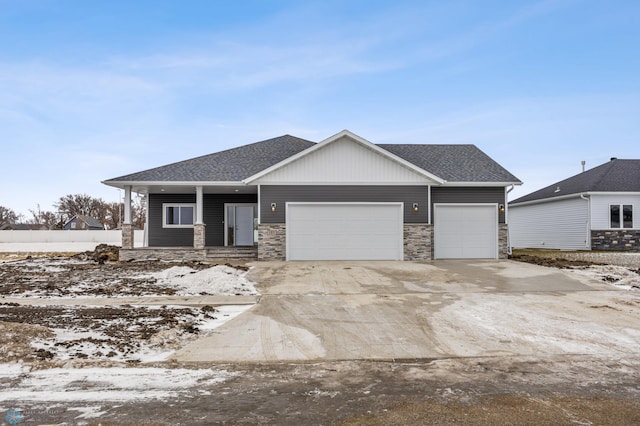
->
<box><xmin>26</xmin><ymin>304</ymin><xmax>253</xmax><ymax>363</ymax></box>
<box><xmin>0</xmin><ymin>363</ymin><xmax>31</xmax><ymax>377</ymax></box>
<box><xmin>151</xmin><ymin>264</ymin><xmax>259</xmax><ymax>295</ymax></box>
<box><xmin>569</xmin><ymin>265</ymin><xmax>640</xmax><ymax>290</ymax></box>
<box><xmin>197</xmin><ymin>304</ymin><xmax>254</xmax><ymax>330</ymax></box>
<box><xmin>0</xmin><ymin>366</ymin><xmax>237</xmax><ymax>402</ymax></box>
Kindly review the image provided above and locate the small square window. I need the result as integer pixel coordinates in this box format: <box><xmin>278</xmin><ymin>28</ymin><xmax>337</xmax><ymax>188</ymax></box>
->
<box><xmin>163</xmin><ymin>204</ymin><xmax>196</xmax><ymax>227</ymax></box>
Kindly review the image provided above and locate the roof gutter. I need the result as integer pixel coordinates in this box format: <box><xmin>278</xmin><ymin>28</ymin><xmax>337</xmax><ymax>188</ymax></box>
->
<box><xmin>102</xmin><ymin>180</ymin><xmax>246</xmax><ymax>189</ymax></box>
<box><xmin>443</xmin><ymin>181</ymin><xmax>523</xmax><ymax>187</ymax></box>
<box><xmin>509</xmin><ymin>192</ymin><xmax>587</xmax><ymax>207</ymax></box>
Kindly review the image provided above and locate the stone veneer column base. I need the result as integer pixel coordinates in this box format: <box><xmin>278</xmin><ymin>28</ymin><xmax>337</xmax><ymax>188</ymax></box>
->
<box><xmin>404</xmin><ymin>224</ymin><xmax>433</xmax><ymax>260</ymax></box>
<box><xmin>499</xmin><ymin>224</ymin><xmax>509</xmax><ymax>259</ymax></box>
<box><xmin>258</xmin><ymin>224</ymin><xmax>286</xmax><ymax>260</ymax></box>
<box><xmin>121</xmin><ymin>224</ymin><xmax>134</xmax><ymax>249</ymax></box>
<box><xmin>193</xmin><ymin>223</ymin><xmax>206</xmax><ymax>250</ymax></box>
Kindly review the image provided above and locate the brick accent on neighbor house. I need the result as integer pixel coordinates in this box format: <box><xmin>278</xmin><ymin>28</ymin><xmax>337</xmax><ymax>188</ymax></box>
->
<box><xmin>591</xmin><ymin>229</ymin><xmax>640</xmax><ymax>251</ymax></box>
<box><xmin>258</xmin><ymin>224</ymin><xmax>286</xmax><ymax>260</ymax></box>
<box><xmin>121</xmin><ymin>224</ymin><xmax>134</xmax><ymax>249</ymax></box>
<box><xmin>499</xmin><ymin>224</ymin><xmax>509</xmax><ymax>259</ymax></box>
<box><xmin>193</xmin><ymin>224</ymin><xmax>206</xmax><ymax>249</ymax></box>
<box><xmin>404</xmin><ymin>224</ymin><xmax>432</xmax><ymax>260</ymax></box>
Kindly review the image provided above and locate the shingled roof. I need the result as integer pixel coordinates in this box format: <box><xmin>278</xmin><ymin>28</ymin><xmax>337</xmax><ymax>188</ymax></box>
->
<box><xmin>511</xmin><ymin>158</ymin><xmax>640</xmax><ymax>205</ymax></box>
<box><xmin>104</xmin><ymin>134</ymin><xmax>521</xmax><ymax>184</ymax></box>
<box><xmin>104</xmin><ymin>135</ymin><xmax>316</xmax><ymax>183</ymax></box>
<box><xmin>379</xmin><ymin>144</ymin><xmax>520</xmax><ymax>183</ymax></box>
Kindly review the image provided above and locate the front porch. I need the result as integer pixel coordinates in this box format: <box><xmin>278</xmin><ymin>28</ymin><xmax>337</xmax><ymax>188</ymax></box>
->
<box><xmin>119</xmin><ymin>246</ymin><xmax>258</xmax><ymax>262</ymax></box>
<box><xmin>119</xmin><ymin>183</ymin><xmax>259</xmax><ymax>254</ymax></box>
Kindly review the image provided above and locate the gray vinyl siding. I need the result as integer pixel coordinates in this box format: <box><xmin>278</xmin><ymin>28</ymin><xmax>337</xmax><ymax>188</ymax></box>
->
<box><xmin>260</xmin><ymin>185</ymin><xmax>428</xmax><ymax>224</ymax></box>
<box><xmin>431</xmin><ymin>187</ymin><xmax>506</xmax><ymax>223</ymax></box>
<box><xmin>509</xmin><ymin>197</ymin><xmax>589</xmax><ymax>250</ymax></box>
<box><xmin>203</xmin><ymin>193</ymin><xmax>257</xmax><ymax>246</ymax></box>
<box><xmin>149</xmin><ymin>194</ymin><xmax>195</xmax><ymax>247</ymax></box>
<box><xmin>149</xmin><ymin>193</ymin><xmax>257</xmax><ymax>247</ymax></box>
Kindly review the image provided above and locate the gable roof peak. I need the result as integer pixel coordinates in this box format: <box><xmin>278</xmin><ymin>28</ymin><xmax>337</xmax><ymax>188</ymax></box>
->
<box><xmin>243</xmin><ymin>129</ymin><xmax>447</xmax><ymax>184</ymax></box>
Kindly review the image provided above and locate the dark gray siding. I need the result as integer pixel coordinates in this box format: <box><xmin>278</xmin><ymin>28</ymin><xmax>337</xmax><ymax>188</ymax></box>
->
<box><xmin>203</xmin><ymin>194</ymin><xmax>257</xmax><ymax>246</ymax></box>
<box><xmin>149</xmin><ymin>194</ymin><xmax>195</xmax><ymax>247</ymax></box>
<box><xmin>149</xmin><ymin>193</ymin><xmax>257</xmax><ymax>247</ymax></box>
<box><xmin>431</xmin><ymin>187</ymin><xmax>506</xmax><ymax>223</ymax></box>
<box><xmin>260</xmin><ymin>185</ymin><xmax>428</xmax><ymax>224</ymax></box>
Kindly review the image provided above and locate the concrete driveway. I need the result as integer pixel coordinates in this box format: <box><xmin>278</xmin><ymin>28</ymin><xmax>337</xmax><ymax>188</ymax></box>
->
<box><xmin>173</xmin><ymin>260</ymin><xmax>640</xmax><ymax>362</ymax></box>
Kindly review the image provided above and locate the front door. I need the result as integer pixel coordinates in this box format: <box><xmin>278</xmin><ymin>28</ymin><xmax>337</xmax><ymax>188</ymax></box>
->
<box><xmin>226</xmin><ymin>204</ymin><xmax>256</xmax><ymax>246</ymax></box>
<box><xmin>235</xmin><ymin>205</ymin><xmax>254</xmax><ymax>246</ymax></box>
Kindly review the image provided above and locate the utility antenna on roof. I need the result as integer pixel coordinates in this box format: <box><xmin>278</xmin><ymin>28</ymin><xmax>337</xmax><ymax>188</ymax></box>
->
<box><xmin>581</xmin><ymin>160</ymin><xmax>586</xmax><ymax>172</ymax></box>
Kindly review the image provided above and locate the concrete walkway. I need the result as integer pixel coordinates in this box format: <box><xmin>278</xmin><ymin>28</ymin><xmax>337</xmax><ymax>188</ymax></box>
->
<box><xmin>173</xmin><ymin>260</ymin><xmax>640</xmax><ymax>362</ymax></box>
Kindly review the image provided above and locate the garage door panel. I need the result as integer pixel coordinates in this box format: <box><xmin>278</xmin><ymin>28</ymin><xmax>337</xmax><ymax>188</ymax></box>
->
<box><xmin>434</xmin><ymin>205</ymin><xmax>497</xmax><ymax>259</ymax></box>
<box><xmin>287</xmin><ymin>203</ymin><xmax>403</xmax><ymax>261</ymax></box>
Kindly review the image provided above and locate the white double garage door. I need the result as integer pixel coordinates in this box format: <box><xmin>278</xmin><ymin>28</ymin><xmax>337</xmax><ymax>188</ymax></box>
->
<box><xmin>286</xmin><ymin>203</ymin><xmax>498</xmax><ymax>260</ymax></box>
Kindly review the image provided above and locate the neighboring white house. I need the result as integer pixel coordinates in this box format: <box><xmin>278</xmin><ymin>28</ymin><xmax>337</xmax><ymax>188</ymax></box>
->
<box><xmin>509</xmin><ymin>158</ymin><xmax>640</xmax><ymax>251</ymax></box>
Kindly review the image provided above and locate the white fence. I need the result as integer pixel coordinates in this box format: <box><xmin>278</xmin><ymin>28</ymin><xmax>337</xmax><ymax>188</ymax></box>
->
<box><xmin>0</xmin><ymin>230</ymin><xmax>144</xmax><ymax>252</ymax></box>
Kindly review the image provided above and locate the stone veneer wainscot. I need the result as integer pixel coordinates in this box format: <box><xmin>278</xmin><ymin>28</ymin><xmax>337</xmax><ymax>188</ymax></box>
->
<box><xmin>591</xmin><ymin>229</ymin><xmax>640</xmax><ymax>251</ymax></box>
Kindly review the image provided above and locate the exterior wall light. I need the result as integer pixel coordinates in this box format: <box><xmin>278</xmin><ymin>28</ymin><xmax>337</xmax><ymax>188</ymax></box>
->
<box><xmin>271</xmin><ymin>203</ymin><xmax>277</xmax><ymax>213</ymax></box>
<box><xmin>499</xmin><ymin>204</ymin><xmax>505</xmax><ymax>213</ymax></box>
<box><xmin>412</xmin><ymin>203</ymin><xmax>419</xmax><ymax>213</ymax></box>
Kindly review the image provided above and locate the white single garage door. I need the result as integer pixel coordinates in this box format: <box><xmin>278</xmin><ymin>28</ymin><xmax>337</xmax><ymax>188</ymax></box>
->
<box><xmin>286</xmin><ymin>203</ymin><xmax>403</xmax><ymax>260</ymax></box>
<box><xmin>434</xmin><ymin>204</ymin><xmax>498</xmax><ymax>259</ymax></box>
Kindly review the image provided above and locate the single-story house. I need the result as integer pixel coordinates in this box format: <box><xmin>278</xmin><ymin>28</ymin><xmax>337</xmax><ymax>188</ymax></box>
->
<box><xmin>509</xmin><ymin>158</ymin><xmax>640</xmax><ymax>251</ymax></box>
<box><xmin>102</xmin><ymin>130</ymin><xmax>521</xmax><ymax>261</ymax></box>
<box><xmin>0</xmin><ymin>223</ymin><xmax>49</xmax><ymax>230</ymax></box>
<box><xmin>63</xmin><ymin>215</ymin><xmax>105</xmax><ymax>231</ymax></box>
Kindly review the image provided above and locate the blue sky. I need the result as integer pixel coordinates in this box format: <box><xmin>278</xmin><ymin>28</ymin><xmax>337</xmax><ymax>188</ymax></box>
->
<box><xmin>1</xmin><ymin>0</ymin><xmax>639</xmax><ymax>217</ymax></box>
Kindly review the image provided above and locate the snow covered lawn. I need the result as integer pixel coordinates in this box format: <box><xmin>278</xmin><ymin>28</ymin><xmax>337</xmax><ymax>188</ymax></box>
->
<box><xmin>0</xmin><ymin>258</ymin><xmax>259</xmax><ymax>365</ymax></box>
<box><xmin>0</xmin><ymin>257</ymin><xmax>259</xmax><ymax>298</ymax></box>
<box><xmin>0</xmin><ymin>365</ymin><xmax>236</xmax><ymax>403</ymax></box>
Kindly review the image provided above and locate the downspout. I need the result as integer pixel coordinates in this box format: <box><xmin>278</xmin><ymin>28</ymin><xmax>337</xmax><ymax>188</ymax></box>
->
<box><xmin>427</xmin><ymin>185</ymin><xmax>431</xmax><ymax>225</ymax></box>
<box><xmin>144</xmin><ymin>194</ymin><xmax>149</xmax><ymax>248</ymax></box>
<box><xmin>580</xmin><ymin>193</ymin><xmax>590</xmax><ymax>249</ymax></box>
<box><xmin>505</xmin><ymin>185</ymin><xmax>515</xmax><ymax>255</ymax></box>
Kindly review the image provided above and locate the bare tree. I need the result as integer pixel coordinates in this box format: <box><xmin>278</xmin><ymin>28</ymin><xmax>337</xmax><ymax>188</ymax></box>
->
<box><xmin>0</xmin><ymin>205</ymin><xmax>22</xmax><ymax>227</ymax></box>
<box><xmin>27</xmin><ymin>204</ymin><xmax>63</xmax><ymax>229</ymax></box>
<box><xmin>26</xmin><ymin>193</ymin><xmax>146</xmax><ymax>231</ymax></box>
<box><xmin>102</xmin><ymin>196</ymin><xmax>145</xmax><ymax>229</ymax></box>
<box><xmin>102</xmin><ymin>201</ymin><xmax>122</xmax><ymax>230</ymax></box>
<box><xmin>54</xmin><ymin>194</ymin><xmax>103</xmax><ymax>224</ymax></box>
<box><xmin>131</xmin><ymin>195</ymin><xmax>147</xmax><ymax>229</ymax></box>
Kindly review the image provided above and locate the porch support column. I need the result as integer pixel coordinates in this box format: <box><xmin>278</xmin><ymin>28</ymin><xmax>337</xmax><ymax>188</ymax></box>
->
<box><xmin>122</xmin><ymin>185</ymin><xmax>134</xmax><ymax>249</ymax></box>
<box><xmin>194</xmin><ymin>186</ymin><xmax>206</xmax><ymax>249</ymax></box>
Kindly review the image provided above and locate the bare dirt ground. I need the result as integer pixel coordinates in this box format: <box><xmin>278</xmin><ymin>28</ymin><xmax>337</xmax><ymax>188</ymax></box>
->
<box><xmin>0</xmin><ymin>248</ymin><xmax>639</xmax><ymax>424</ymax></box>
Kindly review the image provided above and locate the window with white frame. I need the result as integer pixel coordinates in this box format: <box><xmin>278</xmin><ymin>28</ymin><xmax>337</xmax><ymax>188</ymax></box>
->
<box><xmin>163</xmin><ymin>204</ymin><xmax>195</xmax><ymax>227</ymax></box>
<box><xmin>610</xmin><ymin>204</ymin><xmax>633</xmax><ymax>229</ymax></box>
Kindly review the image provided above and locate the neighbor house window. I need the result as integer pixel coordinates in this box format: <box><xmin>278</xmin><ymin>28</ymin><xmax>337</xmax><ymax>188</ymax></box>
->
<box><xmin>610</xmin><ymin>204</ymin><xmax>633</xmax><ymax>229</ymax></box>
<box><xmin>163</xmin><ymin>204</ymin><xmax>195</xmax><ymax>227</ymax></box>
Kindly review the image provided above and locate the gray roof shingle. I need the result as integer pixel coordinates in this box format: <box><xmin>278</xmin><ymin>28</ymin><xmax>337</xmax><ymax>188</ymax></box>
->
<box><xmin>77</xmin><ymin>215</ymin><xmax>104</xmax><ymax>228</ymax></box>
<box><xmin>104</xmin><ymin>135</ymin><xmax>521</xmax><ymax>184</ymax></box>
<box><xmin>379</xmin><ymin>144</ymin><xmax>521</xmax><ymax>183</ymax></box>
<box><xmin>511</xmin><ymin>158</ymin><xmax>640</xmax><ymax>204</ymax></box>
<box><xmin>104</xmin><ymin>135</ymin><xmax>316</xmax><ymax>183</ymax></box>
